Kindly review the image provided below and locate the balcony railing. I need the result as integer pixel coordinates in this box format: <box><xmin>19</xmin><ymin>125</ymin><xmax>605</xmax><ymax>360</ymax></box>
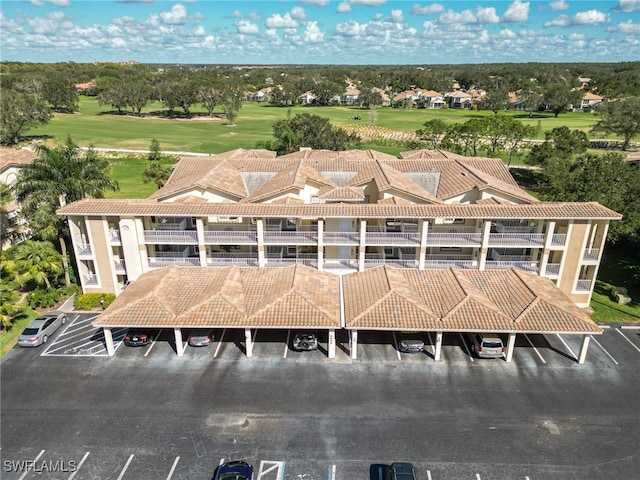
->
<box><xmin>364</xmin><ymin>232</ymin><xmax>420</xmax><ymax>245</ymax></box>
<box><xmin>485</xmin><ymin>261</ymin><xmax>540</xmax><ymax>273</ymax></box>
<box><xmin>487</xmin><ymin>233</ymin><xmax>545</xmax><ymax>247</ymax></box>
<box><xmin>363</xmin><ymin>258</ymin><xmax>420</xmax><ymax>268</ymax></box>
<box><xmin>576</xmin><ymin>279</ymin><xmax>594</xmax><ymax>291</ymax></box>
<box><xmin>83</xmin><ymin>274</ymin><xmax>98</xmax><ymax>285</ymax></box>
<box><xmin>583</xmin><ymin>248</ymin><xmax>600</xmax><ymax>261</ymax></box>
<box><xmin>148</xmin><ymin>257</ymin><xmax>201</xmax><ymax>268</ymax></box>
<box><xmin>144</xmin><ymin>230</ymin><xmax>198</xmax><ymax>244</ymax></box>
<box><xmin>206</xmin><ymin>255</ymin><xmax>259</xmax><ymax>266</ymax></box>
<box><xmin>203</xmin><ymin>230</ymin><xmax>258</xmax><ymax>244</ymax></box>
<box><xmin>322</xmin><ymin>232</ymin><xmax>360</xmax><ymax>245</ymax></box>
<box><xmin>108</xmin><ymin>229</ymin><xmax>121</xmax><ymax>243</ymax></box>
<box><xmin>544</xmin><ymin>263</ymin><xmax>561</xmax><ymax>276</ymax></box>
<box><xmin>425</xmin><ymin>233</ymin><xmax>482</xmax><ymax>246</ymax></box>
<box><xmin>265</xmin><ymin>257</ymin><xmax>319</xmax><ymax>267</ymax></box>
<box><xmin>551</xmin><ymin>234</ymin><xmax>567</xmax><ymax>246</ymax></box>
<box><xmin>263</xmin><ymin>231</ymin><xmax>318</xmax><ymax>244</ymax></box>
<box><xmin>113</xmin><ymin>259</ymin><xmax>126</xmax><ymax>273</ymax></box>
<box><xmin>77</xmin><ymin>244</ymin><xmax>92</xmax><ymax>256</ymax></box>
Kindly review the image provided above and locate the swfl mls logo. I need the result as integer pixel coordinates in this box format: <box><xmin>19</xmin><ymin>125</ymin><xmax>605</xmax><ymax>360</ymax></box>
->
<box><xmin>3</xmin><ymin>459</ymin><xmax>78</xmax><ymax>473</ymax></box>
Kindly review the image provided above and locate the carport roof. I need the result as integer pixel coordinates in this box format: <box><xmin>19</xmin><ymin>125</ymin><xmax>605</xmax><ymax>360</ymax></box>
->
<box><xmin>93</xmin><ymin>265</ymin><xmax>340</xmax><ymax>329</ymax></box>
<box><xmin>343</xmin><ymin>266</ymin><xmax>601</xmax><ymax>334</ymax></box>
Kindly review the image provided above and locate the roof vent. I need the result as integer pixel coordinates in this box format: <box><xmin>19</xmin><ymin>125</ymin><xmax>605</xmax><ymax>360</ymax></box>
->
<box><xmin>461</xmin><ymin>171</ymin><xmax>468</xmax><ymax>176</ymax></box>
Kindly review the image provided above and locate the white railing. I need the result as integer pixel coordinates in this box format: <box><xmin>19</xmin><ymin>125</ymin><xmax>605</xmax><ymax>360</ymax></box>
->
<box><xmin>425</xmin><ymin>233</ymin><xmax>482</xmax><ymax>246</ymax></box>
<box><xmin>323</xmin><ymin>232</ymin><xmax>360</xmax><ymax>244</ymax></box>
<box><xmin>424</xmin><ymin>259</ymin><xmax>477</xmax><ymax>269</ymax></box>
<box><xmin>148</xmin><ymin>257</ymin><xmax>201</xmax><ymax>268</ymax></box>
<box><xmin>544</xmin><ymin>263</ymin><xmax>561</xmax><ymax>276</ymax></box>
<box><xmin>206</xmin><ymin>255</ymin><xmax>259</xmax><ymax>266</ymax></box>
<box><xmin>113</xmin><ymin>259</ymin><xmax>126</xmax><ymax>272</ymax></box>
<box><xmin>485</xmin><ymin>261</ymin><xmax>539</xmax><ymax>273</ymax></box>
<box><xmin>108</xmin><ymin>229</ymin><xmax>121</xmax><ymax>242</ymax></box>
<box><xmin>430</xmin><ymin>226</ymin><xmax>478</xmax><ymax>234</ymax></box>
<box><xmin>203</xmin><ymin>230</ymin><xmax>258</xmax><ymax>244</ymax></box>
<box><xmin>265</xmin><ymin>257</ymin><xmax>318</xmax><ymax>267</ymax></box>
<box><xmin>493</xmin><ymin>223</ymin><xmax>535</xmax><ymax>233</ymax></box>
<box><xmin>84</xmin><ymin>274</ymin><xmax>98</xmax><ymax>285</ymax></box>
<box><xmin>144</xmin><ymin>230</ymin><xmax>198</xmax><ymax>244</ymax></box>
<box><xmin>364</xmin><ymin>258</ymin><xmax>420</xmax><ymax>268</ymax></box>
<box><xmin>263</xmin><ymin>231</ymin><xmax>318</xmax><ymax>244</ymax></box>
<box><xmin>583</xmin><ymin>248</ymin><xmax>600</xmax><ymax>261</ymax></box>
<box><xmin>490</xmin><ymin>253</ymin><xmax>533</xmax><ymax>262</ymax></box>
<box><xmin>77</xmin><ymin>244</ymin><xmax>92</xmax><ymax>256</ymax></box>
<box><xmin>576</xmin><ymin>279</ymin><xmax>593</xmax><ymax>291</ymax></box>
<box><xmin>364</xmin><ymin>232</ymin><xmax>420</xmax><ymax>245</ymax></box>
<box><xmin>551</xmin><ymin>234</ymin><xmax>567</xmax><ymax>246</ymax></box>
<box><xmin>487</xmin><ymin>233</ymin><xmax>545</xmax><ymax>247</ymax></box>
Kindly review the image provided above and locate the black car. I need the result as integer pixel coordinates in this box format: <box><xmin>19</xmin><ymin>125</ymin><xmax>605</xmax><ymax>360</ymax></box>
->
<box><xmin>124</xmin><ymin>329</ymin><xmax>155</xmax><ymax>346</ymax></box>
<box><xmin>386</xmin><ymin>462</ymin><xmax>418</xmax><ymax>480</ymax></box>
<box><xmin>292</xmin><ymin>332</ymin><xmax>318</xmax><ymax>351</ymax></box>
<box><xmin>212</xmin><ymin>460</ymin><xmax>253</xmax><ymax>480</ymax></box>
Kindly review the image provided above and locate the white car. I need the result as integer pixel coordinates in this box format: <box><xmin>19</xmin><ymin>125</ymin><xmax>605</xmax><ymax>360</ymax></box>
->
<box><xmin>18</xmin><ymin>311</ymin><xmax>67</xmax><ymax>347</ymax></box>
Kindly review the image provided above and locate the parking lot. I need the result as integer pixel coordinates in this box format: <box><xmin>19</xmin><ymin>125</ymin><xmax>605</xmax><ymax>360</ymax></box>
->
<box><xmin>40</xmin><ymin>313</ymin><xmax>640</xmax><ymax>370</ymax></box>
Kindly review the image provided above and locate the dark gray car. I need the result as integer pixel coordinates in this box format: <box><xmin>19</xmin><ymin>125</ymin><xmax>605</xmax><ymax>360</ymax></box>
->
<box><xmin>397</xmin><ymin>332</ymin><xmax>425</xmax><ymax>353</ymax></box>
<box><xmin>18</xmin><ymin>311</ymin><xmax>67</xmax><ymax>347</ymax></box>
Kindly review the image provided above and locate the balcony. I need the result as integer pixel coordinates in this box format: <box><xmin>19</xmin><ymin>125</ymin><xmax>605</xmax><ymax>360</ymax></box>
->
<box><xmin>583</xmin><ymin>248</ymin><xmax>600</xmax><ymax>261</ymax></box>
<box><xmin>108</xmin><ymin>229</ymin><xmax>121</xmax><ymax>243</ymax></box>
<box><xmin>424</xmin><ymin>255</ymin><xmax>477</xmax><ymax>269</ymax></box>
<box><xmin>544</xmin><ymin>263</ymin><xmax>561</xmax><ymax>276</ymax></box>
<box><xmin>363</xmin><ymin>255</ymin><xmax>420</xmax><ymax>268</ymax></box>
<box><xmin>485</xmin><ymin>260</ymin><xmax>539</xmax><ymax>273</ymax></box>
<box><xmin>551</xmin><ymin>234</ymin><xmax>567</xmax><ymax>246</ymax></box>
<box><xmin>83</xmin><ymin>274</ymin><xmax>98</xmax><ymax>285</ymax></box>
<box><xmin>364</xmin><ymin>232</ymin><xmax>420</xmax><ymax>246</ymax></box>
<box><xmin>144</xmin><ymin>230</ymin><xmax>198</xmax><ymax>244</ymax></box>
<box><xmin>263</xmin><ymin>230</ymin><xmax>318</xmax><ymax>245</ymax></box>
<box><xmin>148</xmin><ymin>257</ymin><xmax>201</xmax><ymax>269</ymax></box>
<box><xmin>425</xmin><ymin>232</ymin><xmax>482</xmax><ymax>247</ymax></box>
<box><xmin>113</xmin><ymin>259</ymin><xmax>126</xmax><ymax>274</ymax></box>
<box><xmin>206</xmin><ymin>254</ymin><xmax>259</xmax><ymax>266</ymax></box>
<box><xmin>487</xmin><ymin>233</ymin><xmax>545</xmax><ymax>247</ymax></box>
<box><xmin>323</xmin><ymin>232</ymin><xmax>360</xmax><ymax>245</ymax></box>
<box><xmin>265</xmin><ymin>255</ymin><xmax>318</xmax><ymax>268</ymax></box>
<box><xmin>77</xmin><ymin>244</ymin><xmax>92</xmax><ymax>256</ymax></box>
<box><xmin>203</xmin><ymin>230</ymin><xmax>258</xmax><ymax>244</ymax></box>
<box><xmin>576</xmin><ymin>279</ymin><xmax>594</xmax><ymax>292</ymax></box>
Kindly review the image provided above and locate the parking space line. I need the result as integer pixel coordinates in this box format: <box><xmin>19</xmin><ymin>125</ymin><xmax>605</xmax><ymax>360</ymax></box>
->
<box><xmin>328</xmin><ymin>464</ymin><xmax>336</xmax><ymax>480</ymax></box>
<box><xmin>615</xmin><ymin>328</ymin><xmax>640</xmax><ymax>353</ymax></box>
<box><xmin>144</xmin><ymin>330</ymin><xmax>163</xmax><ymax>357</ymax></box>
<box><xmin>284</xmin><ymin>330</ymin><xmax>290</xmax><ymax>358</ymax></box>
<box><xmin>555</xmin><ymin>334</ymin><xmax>577</xmax><ymax>361</ymax></box>
<box><xmin>17</xmin><ymin>449</ymin><xmax>45</xmax><ymax>480</ymax></box>
<box><xmin>426</xmin><ymin>470</ymin><xmax>432</xmax><ymax>480</ymax></box>
<box><xmin>621</xmin><ymin>325</ymin><xmax>640</xmax><ymax>329</ymax></box>
<box><xmin>523</xmin><ymin>334</ymin><xmax>546</xmax><ymax>364</ymax></box>
<box><xmin>116</xmin><ymin>454</ymin><xmax>134</xmax><ymax>480</ymax></box>
<box><xmin>219</xmin><ymin>458</ymin><xmax>225</xmax><ymax>465</ymax></box>
<box><xmin>392</xmin><ymin>332</ymin><xmax>401</xmax><ymax>360</ymax></box>
<box><xmin>213</xmin><ymin>329</ymin><xmax>226</xmax><ymax>358</ymax></box>
<box><xmin>590</xmin><ymin>335</ymin><xmax>618</xmax><ymax>365</ymax></box>
<box><xmin>257</xmin><ymin>460</ymin><xmax>286</xmax><ymax>480</ymax></box>
<box><xmin>458</xmin><ymin>333</ymin><xmax>474</xmax><ymax>362</ymax></box>
<box><xmin>166</xmin><ymin>456</ymin><xmax>180</xmax><ymax>480</ymax></box>
<box><xmin>68</xmin><ymin>451</ymin><xmax>90</xmax><ymax>480</ymax></box>
<box><xmin>476</xmin><ymin>474</ymin><xmax>482</xmax><ymax>480</ymax></box>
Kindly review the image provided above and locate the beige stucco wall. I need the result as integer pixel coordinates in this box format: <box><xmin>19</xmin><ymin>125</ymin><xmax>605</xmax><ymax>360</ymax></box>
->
<box><xmin>86</xmin><ymin>216</ymin><xmax>118</xmax><ymax>294</ymax></box>
<box><xmin>559</xmin><ymin>219</ymin><xmax>589</xmax><ymax>298</ymax></box>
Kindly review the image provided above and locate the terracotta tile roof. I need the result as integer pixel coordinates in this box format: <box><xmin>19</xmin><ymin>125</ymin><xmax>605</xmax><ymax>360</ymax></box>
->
<box><xmin>0</xmin><ymin>147</ymin><xmax>35</xmax><ymax>171</ymax></box>
<box><xmin>58</xmin><ymin>199</ymin><xmax>622</xmax><ymax>220</ymax></box>
<box><xmin>318</xmin><ymin>185</ymin><xmax>365</xmax><ymax>201</ymax></box>
<box><xmin>343</xmin><ymin>266</ymin><xmax>601</xmax><ymax>334</ymax></box>
<box><xmin>94</xmin><ymin>265</ymin><xmax>340</xmax><ymax>329</ymax></box>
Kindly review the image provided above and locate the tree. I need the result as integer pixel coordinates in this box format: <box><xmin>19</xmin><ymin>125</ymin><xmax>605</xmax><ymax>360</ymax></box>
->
<box><xmin>11</xmin><ymin>240</ymin><xmax>63</xmax><ymax>289</ymax></box>
<box><xmin>591</xmin><ymin>97</ymin><xmax>640</xmax><ymax>151</ymax></box>
<box><xmin>0</xmin><ymin>90</ymin><xmax>51</xmax><ymax>145</ymax></box>
<box><xmin>41</xmin><ymin>73</ymin><xmax>78</xmax><ymax>112</ymax></box>
<box><xmin>270</xmin><ymin>113</ymin><xmax>362</xmax><ymax>155</ymax></box>
<box><xmin>222</xmin><ymin>90</ymin><xmax>242</xmax><ymax>126</ymax></box>
<box><xmin>198</xmin><ymin>84</ymin><xmax>223</xmax><ymax>116</ymax></box>
<box><xmin>13</xmin><ymin>137</ymin><xmax>119</xmax><ymax>286</ymax></box>
<box><xmin>416</xmin><ymin>119</ymin><xmax>448</xmax><ymax>149</ymax></box>
<box><xmin>543</xmin><ymin>83</ymin><xmax>583</xmax><ymax>118</ymax></box>
<box><xmin>148</xmin><ymin>138</ymin><xmax>161</xmax><ymax>161</ymax></box>
<box><xmin>143</xmin><ymin>162</ymin><xmax>173</xmax><ymax>189</ymax></box>
<box><xmin>527</xmin><ymin>126</ymin><xmax>588</xmax><ymax>167</ymax></box>
<box><xmin>358</xmin><ymin>88</ymin><xmax>383</xmax><ymax>109</ymax></box>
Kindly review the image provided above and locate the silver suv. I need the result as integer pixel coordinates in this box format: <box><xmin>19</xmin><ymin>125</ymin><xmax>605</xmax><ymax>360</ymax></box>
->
<box><xmin>469</xmin><ymin>333</ymin><xmax>504</xmax><ymax>358</ymax></box>
<box><xmin>397</xmin><ymin>332</ymin><xmax>425</xmax><ymax>353</ymax></box>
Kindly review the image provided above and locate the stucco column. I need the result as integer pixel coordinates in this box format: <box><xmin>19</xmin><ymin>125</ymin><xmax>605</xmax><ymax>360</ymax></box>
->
<box><xmin>103</xmin><ymin>328</ymin><xmax>115</xmax><ymax>356</ymax></box>
<box><xmin>539</xmin><ymin>220</ymin><xmax>556</xmax><ymax>277</ymax></box>
<box><xmin>478</xmin><ymin>220</ymin><xmax>492</xmax><ymax>271</ymax></box>
<box><xmin>505</xmin><ymin>333</ymin><xmax>516</xmax><ymax>362</ymax></box>
<box><xmin>317</xmin><ymin>219</ymin><xmax>324</xmax><ymax>272</ymax></box>
<box><xmin>196</xmin><ymin>218</ymin><xmax>207</xmax><ymax>267</ymax></box>
<box><xmin>434</xmin><ymin>331</ymin><xmax>443</xmax><ymax>361</ymax></box>
<box><xmin>358</xmin><ymin>220</ymin><xmax>366</xmax><ymax>272</ymax></box>
<box><xmin>350</xmin><ymin>329</ymin><xmax>358</xmax><ymax>359</ymax></box>
<box><xmin>328</xmin><ymin>329</ymin><xmax>336</xmax><ymax>359</ymax></box>
<box><xmin>174</xmin><ymin>328</ymin><xmax>185</xmax><ymax>357</ymax></box>
<box><xmin>578</xmin><ymin>335</ymin><xmax>591</xmax><ymax>364</ymax></box>
<box><xmin>245</xmin><ymin>328</ymin><xmax>254</xmax><ymax>357</ymax></box>
<box><xmin>256</xmin><ymin>218</ymin><xmax>265</xmax><ymax>268</ymax></box>
<box><xmin>119</xmin><ymin>218</ymin><xmax>144</xmax><ymax>281</ymax></box>
<box><xmin>418</xmin><ymin>219</ymin><xmax>429</xmax><ymax>270</ymax></box>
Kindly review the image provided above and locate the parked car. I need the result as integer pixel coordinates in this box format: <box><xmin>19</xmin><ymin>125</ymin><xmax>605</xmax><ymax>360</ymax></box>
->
<box><xmin>468</xmin><ymin>332</ymin><xmax>505</xmax><ymax>358</ymax></box>
<box><xmin>292</xmin><ymin>332</ymin><xmax>318</xmax><ymax>351</ymax></box>
<box><xmin>397</xmin><ymin>331</ymin><xmax>425</xmax><ymax>353</ymax></box>
<box><xmin>124</xmin><ymin>329</ymin><xmax>155</xmax><ymax>347</ymax></box>
<box><xmin>17</xmin><ymin>311</ymin><xmax>67</xmax><ymax>347</ymax></box>
<box><xmin>386</xmin><ymin>462</ymin><xmax>418</xmax><ymax>480</ymax></box>
<box><xmin>188</xmin><ymin>329</ymin><xmax>214</xmax><ymax>347</ymax></box>
<box><xmin>212</xmin><ymin>460</ymin><xmax>253</xmax><ymax>480</ymax></box>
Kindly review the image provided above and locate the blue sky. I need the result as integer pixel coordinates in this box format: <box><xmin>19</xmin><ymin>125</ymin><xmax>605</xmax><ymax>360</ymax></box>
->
<box><xmin>1</xmin><ymin>1</ymin><xmax>639</xmax><ymax>64</ymax></box>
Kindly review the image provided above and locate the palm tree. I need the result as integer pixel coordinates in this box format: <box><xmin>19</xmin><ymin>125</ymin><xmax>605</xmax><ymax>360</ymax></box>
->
<box><xmin>13</xmin><ymin>136</ymin><xmax>119</xmax><ymax>286</ymax></box>
<box><xmin>12</xmin><ymin>240</ymin><xmax>63</xmax><ymax>289</ymax></box>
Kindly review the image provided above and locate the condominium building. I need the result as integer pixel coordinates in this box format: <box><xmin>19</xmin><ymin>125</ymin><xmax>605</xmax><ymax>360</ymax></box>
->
<box><xmin>58</xmin><ymin>147</ymin><xmax>619</xmax><ymax>309</ymax></box>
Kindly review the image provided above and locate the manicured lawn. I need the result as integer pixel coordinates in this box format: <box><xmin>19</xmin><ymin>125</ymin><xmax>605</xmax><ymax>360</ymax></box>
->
<box><xmin>26</xmin><ymin>97</ymin><xmax>608</xmax><ymax>155</ymax></box>
<box><xmin>590</xmin><ymin>288</ymin><xmax>640</xmax><ymax>323</ymax></box>
<box><xmin>0</xmin><ymin>310</ymin><xmax>38</xmax><ymax>355</ymax></box>
<box><xmin>107</xmin><ymin>155</ymin><xmax>177</xmax><ymax>199</ymax></box>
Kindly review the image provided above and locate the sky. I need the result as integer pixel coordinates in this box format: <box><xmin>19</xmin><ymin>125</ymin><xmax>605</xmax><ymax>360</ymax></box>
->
<box><xmin>1</xmin><ymin>0</ymin><xmax>639</xmax><ymax>64</ymax></box>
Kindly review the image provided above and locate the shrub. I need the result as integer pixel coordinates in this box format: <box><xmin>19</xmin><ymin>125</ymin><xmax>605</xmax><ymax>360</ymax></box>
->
<box><xmin>74</xmin><ymin>293</ymin><xmax>116</xmax><ymax>310</ymax></box>
<box><xmin>26</xmin><ymin>288</ymin><xmax>61</xmax><ymax>308</ymax></box>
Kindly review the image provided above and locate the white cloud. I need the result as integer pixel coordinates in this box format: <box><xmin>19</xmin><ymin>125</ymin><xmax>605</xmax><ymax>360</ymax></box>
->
<box><xmin>337</xmin><ymin>2</ymin><xmax>351</xmax><ymax>13</ymax></box>
<box><xmin>439</xmin><ymin>9</ymin><xmax>477</xmax><ymax>24</ymax></box>
<box><xmin>409</xmin><ymin>3</ymin><xmax>444</xmax><ymax>15</ymax></box>
<box><xmin>544</xmin><ymin>15</ymin><xmax>570</xmax><ymax>27</ymax></box>
<box><xmin>350</xmin><ymin>0</ymin><xmax>388</xmax><ymax>6</ymax></box>
<box><xmin>549</xmin><ymin>0</ymin><xmax>569</xmax><ymax>11</ymax></box>
<box><xmin>476</xmin><ymin>7</ymin><xmax>500</xmax><ymax>24</ymax></box>
<box><xmin>610</xmin><ymin>20</ymin><xmax>640</xmax><ymax>33</ymax></box>
<box><xmin>300</xmin><ymin>0</ymin><xmax>330</xmax><ymax>6</ymax></box>
<box><xmin>290</xmin><ymin>6</ymin><xmax>307</xmax><ymax>21</ymax></box>
<box><xmin>503</xmin><ymin>0</ymin><xmax>529</xmax><ymax>22</ymax></box>
<box><xmin>265</xmin><ymin>12</ymin><xmax>299</xmax><ymax>29</ymax></box>
<box><xmin>160</xmin><ymin>4</ymin><xmax>187</xmax><ymax>25</ymax></box>
<box><xmin>304</xmin><ymin>21</ymin><xmax>324</xmax><ymax>42</ymax></box>
<box><xmin>335</xmin><ymin>20</ymin><xmax>367</xmax><ymax>36</ymax></box>
<box><xmin>51</xmin><ymin>0</ymin><xmax>71</xmax><ymax>6</ymax></box>
<box><xmin>390</xmin><ymin>9</ymin><xmax>404</xmax><ymax>23</ymax></box>
<box><xmin>28</xmin><ymin>0</ymin><xmax>45</xmax><ymax>6</ymax></box>
<box><xmin>613</xmin><ymin>0</ymin><xmax>640</xmax><ymax>12</ymax></box>
<box><xmin>573</xmin><ymin>10</ymin><xmax>608</xmax><ymax>25</ymax></box>
<box><xmin>236</xmin><ymin>20</ymin><xmax>259</xmax><ymax>35</ymax></box>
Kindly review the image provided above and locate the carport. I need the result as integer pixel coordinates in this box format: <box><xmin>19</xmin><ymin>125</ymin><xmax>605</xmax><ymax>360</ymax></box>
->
<box><xmin>342</xmin><ymin>266</ymin><xmax>602</xmax><ymax>363</ymax></box>
<box><xmin>93</xmin><ymin>265</ymin><xmax>342</xmax><ymax>358</ymax></box>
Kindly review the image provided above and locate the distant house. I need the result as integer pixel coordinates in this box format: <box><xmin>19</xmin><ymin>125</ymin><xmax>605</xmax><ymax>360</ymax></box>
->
<box><xmin>416</xmin><ymin>90</ymin><xmax>445</xmax><ymax>109</ymax></box>
<box><xmin>625</xmin><ymin>151</ymin><xmax>640</xmax><ymax>169</ymax></box>
<box><xmin>74</xmin><ymin>81</ymin><xmax>96</xmax><ymax>94</ymax></box>
<box><xmin>392</xmin><ymin>90</ymin><xmax>417</xmax><ymax>107</ymax></box>
<box><xmin>372</xmin><ymin>87</ymin><xmax>391</xmax><ymax>107</ymax></box>
<box><xmin>342</xmin><ymin>88</ymin><xmax>361</xmax><ymax>105</ymax></box>
<box><xmin>445</xmin><ymin>90</ymin><xmax>473</xmax><ymax>109</ymax></box>
<box><xmin>248</xmin><ymin>87</ymin><xmax>272</xmax><ymax>102</ymax></box>
<box><xmin>577</xmin><ymin>92</ymin><xmax>604</xmax><ymax>112</ymax></box>
<box><xmin>0</xmin><ymin>147</ymin><xmax>35</xmax><ymax>249</ymax></box>
<box><xmin>299</xmin><ymin>91</ymin><xmax>316</xmax><ymax>105</ymax></box>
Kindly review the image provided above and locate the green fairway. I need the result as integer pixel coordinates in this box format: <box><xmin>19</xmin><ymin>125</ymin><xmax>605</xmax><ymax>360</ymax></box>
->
<box><xmin>26</xmin><ymin>96</ymin><xmax>606</xmax><ymax>155</ymax></box>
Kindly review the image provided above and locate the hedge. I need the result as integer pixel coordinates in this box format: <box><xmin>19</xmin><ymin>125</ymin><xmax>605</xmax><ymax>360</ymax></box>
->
<box><xmin>74</xmin><ymin>293</ymin><xmax>116</xmax><ymax>310</ymax></box>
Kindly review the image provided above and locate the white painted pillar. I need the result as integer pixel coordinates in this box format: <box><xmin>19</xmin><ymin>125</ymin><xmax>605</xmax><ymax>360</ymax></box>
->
<box><xmin>539</xmin><ymin>220</ymin><xmax>556</xmax><ymax>277</ymax></box>
<box><xmin>328</xmin><ymin>329</ymin><xmax>336</xmax><ymax>359</ymax></box>
<box><xmin>358</xmin><ymin>220</ymin><xmax>366</xmax><ymax>272</ymax></box>
<box><xmin>478</xmin><ymin>220</ymin><xmax>492</xmax><ymax>271</ymax></box>
<box><xmin>174</xmin><ymin>328</ymin><xmax>184</xmax><ymax>357</ymax></box>
<box><xmin>350</xmin><ymin>330</ymin><xmax>358</xmax><ymax>359</ymax></box>
<box><xmin>578</xmin><ymin>335</ymin><xmax>591</xmax><ymax>364</ymax></box>
<box><xmin>317</xmin><ymin>219</ymin><xmax>324</xmax><ymax>272</ymax></box>
<box><xmin>505</xmin><ymin>332</ymin><xmax>516</xmax><ymax>362</ymax></box>
<box><xmin>245</xmin><ymin>328</ymin><xmax>254</xmax><ymax>357</ymax></box>
<box><xmin>434</xmin><ymin>331</ymin><xmax>443</xmax><ymax>361</ymax></box>
<box><xmin>196</xmin><ymin>218</ymin><xmax>207</xmax><ymax>267</ymax></box>
<box><xmin>103</xmin><ymin>328</ymin><xmax>115</xmax><ymax>356</ymax></box>
<box><xmin>418</xmin><ymin>219</ymin><xmax>429</xmax><ymax>270</ymax></box>
<box><xmin>256</xmin><ymin>219</ymin><xmax>266</xmax><ymax>268</ymax></box>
